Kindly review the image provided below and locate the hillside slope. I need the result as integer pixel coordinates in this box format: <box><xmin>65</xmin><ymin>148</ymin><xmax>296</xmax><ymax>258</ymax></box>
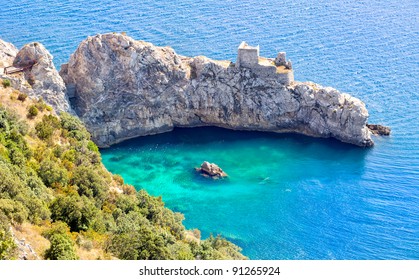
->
<box><xmin>0</xmin><ymin>80</ymin><xmax>245</xmax><ymax>260</ymax></box>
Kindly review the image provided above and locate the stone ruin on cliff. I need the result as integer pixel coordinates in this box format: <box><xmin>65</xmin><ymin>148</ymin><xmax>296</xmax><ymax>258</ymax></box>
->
<box><xmin>235</xmin><ymin>41</ymin><xmax>294</xmax><ymax>85</ymax></box>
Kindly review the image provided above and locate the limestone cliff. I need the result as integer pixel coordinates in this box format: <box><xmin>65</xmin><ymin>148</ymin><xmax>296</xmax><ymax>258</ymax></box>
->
<box><xmin>60</xmin><ymin>33</ymin><xmax>373</xmax><ymax>147</ymax></box>
<box><xmin>0</xmin><ymin>39</ymin><xmax>72</xmax><ymax>113</ymax></box>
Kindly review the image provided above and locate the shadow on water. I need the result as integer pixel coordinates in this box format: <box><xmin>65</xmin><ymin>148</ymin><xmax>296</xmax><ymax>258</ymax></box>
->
<box><xmin>101</xmin><ymin>126</ymin><xmax>370</xmax><ymax>163</ymax></box>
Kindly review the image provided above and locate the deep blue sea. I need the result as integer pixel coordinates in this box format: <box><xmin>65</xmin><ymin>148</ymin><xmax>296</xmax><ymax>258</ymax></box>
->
<box><xmin>1</xmin><ymin>0</ymin><xmax>418</xmax><ymax>259</ymax></box>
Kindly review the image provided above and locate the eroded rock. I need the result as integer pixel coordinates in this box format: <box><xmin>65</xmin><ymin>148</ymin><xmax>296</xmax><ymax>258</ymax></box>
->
<box><xmin>367</xmin><ymin>124</ymin><xmax>391</xmax><ymax>136</ymax></box>
<box><xmin>195</xmin><ymin>161</ymin><xmax>228</xmax><ymax>179</ymax></box>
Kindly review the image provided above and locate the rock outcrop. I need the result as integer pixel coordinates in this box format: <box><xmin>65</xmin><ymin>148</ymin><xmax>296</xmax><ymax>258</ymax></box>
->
<box><xmin>0</xmin><ymin>39</ymin><xmax>72</xmax><ymax>113</ymax></box>
<box><xmin>0</xmin><ymin>39</ymin><xmax>18</xmax><ymax>68</ymax></box>
<box><xmin>13</xmin><ymin>43</ymin><xmax>72</xmax><ymax>113</ymax></box>
<box><xmin>367</xmin><ymin>124</ymin><xmax>391</xmax><ymax>136</ymax></box>
<box><xmin>195</xmin><ymin>161</ymin><xmax>228</xmax><ymax>179</ymax></box>
<box><xmin>60</xmin><ymin>33</ymin><xmax>373</xmax><ymax>147</ymax></box>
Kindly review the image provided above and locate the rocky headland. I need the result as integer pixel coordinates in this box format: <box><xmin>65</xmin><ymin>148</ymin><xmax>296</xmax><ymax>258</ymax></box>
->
<box><xmin>2</xmin><ymin>34</ymin><xmax>382</xmax><ymax>147</ymax></box>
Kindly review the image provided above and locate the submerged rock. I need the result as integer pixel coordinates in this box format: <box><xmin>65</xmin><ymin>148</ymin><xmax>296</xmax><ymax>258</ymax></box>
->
<box><xmin>367</xmin><ymin>124</ymin><xmax>391</xmax><ymax>136</ymax></box>
<box><xmin>195</xmin><ymin>161</ymin><xmax>228</xmax><ymax>179</ymax></box>
<box><xmin>60</xmin><ymin>33</ymin><xmax>374</xmax><ymax>147</ymax></box>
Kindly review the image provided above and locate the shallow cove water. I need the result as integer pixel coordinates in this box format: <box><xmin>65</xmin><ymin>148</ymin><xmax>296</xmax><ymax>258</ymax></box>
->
<box><xmin>2</xmin><ymin>0</ymin><xmax>418</xmax><ymax>259</ymax></box>
<box><xmin>100</xmin><ymin>127</ymin><xmax>417</xmax><ymax>259</ymax></box>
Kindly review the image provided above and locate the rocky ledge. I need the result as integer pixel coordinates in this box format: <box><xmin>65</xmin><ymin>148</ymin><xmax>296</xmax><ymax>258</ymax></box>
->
<box><xmin>59</xmin><ymin>33</ymin><xmax>373</xmax><ymax>147</ymax></box>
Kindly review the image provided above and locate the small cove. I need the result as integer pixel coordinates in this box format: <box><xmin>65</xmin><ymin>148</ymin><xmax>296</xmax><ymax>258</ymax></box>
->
<box><xmin>101</xmin><ymin>127</ymin><xmax>417</xmax><ymax>259</ymax></box>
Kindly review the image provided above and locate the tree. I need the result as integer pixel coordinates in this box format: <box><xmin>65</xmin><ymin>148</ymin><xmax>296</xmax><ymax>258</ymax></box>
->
<box><xmin>44</xmin><ymin>233</ymin><xmax>78</xmax><ymax>260</ymax></box>
<box><xmin>108</xmin><ymin>211</ymin><xmax>172</xmax><ymax>260</ymax></box>
<box><xmin>35</xmin><ymin>115</ymin><xmax>60</xmax><ymax>140</ymax></box>
<box><xmin>71</xmin><ymin>166</ymin><xmax>107</xmax><ymax>203</ymax></box>
<box><xmin>38</xmin><ymin>158</ymin><xmax>69</xmax><ymax>188</ymax></box>
<box><xmin>50</xmin><ymin>194</ymin><xmax>97</xmax><ymax>232</ymax></box>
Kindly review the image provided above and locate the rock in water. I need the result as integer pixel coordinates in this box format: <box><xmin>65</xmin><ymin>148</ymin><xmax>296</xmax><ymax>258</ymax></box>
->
<box><xmin>60</xmin><ymin>33</ymin><xmax>373</xmax><ymax>147</ymax></box>
<box><xmin>196</xmin><ymin>161</ymin><xmax>228</xmax><ymax>179</ymax></box>
<box><xmin>367</xmin><ymin>124</ymin><xmax>391</xmax><ymax>136</ymax></box>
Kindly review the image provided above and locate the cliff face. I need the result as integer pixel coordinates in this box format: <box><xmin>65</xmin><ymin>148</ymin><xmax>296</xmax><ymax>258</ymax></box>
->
<box><xmin>0</xmin><ymin>39</ymin><xmax>72</xmax><ymax>113</ymax></box>
<box><xmin>60</xmin><ymin>33</ymin><xmax>373</xmax><ymax>147</ymax></box>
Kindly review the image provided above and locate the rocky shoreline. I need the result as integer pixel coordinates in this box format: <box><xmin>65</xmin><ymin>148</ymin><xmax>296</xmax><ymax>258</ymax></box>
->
<box><xmin>1</xmin><ymin>33</ymin><xmax>390</xmax><ymax>147</ymax></box>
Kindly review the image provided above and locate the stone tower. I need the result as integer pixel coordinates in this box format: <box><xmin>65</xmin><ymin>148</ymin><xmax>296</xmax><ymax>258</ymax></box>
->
<box><xmin>236</xmin><ymin>41</ymin><xmax>259</xmax><ymax>68</ymax></box>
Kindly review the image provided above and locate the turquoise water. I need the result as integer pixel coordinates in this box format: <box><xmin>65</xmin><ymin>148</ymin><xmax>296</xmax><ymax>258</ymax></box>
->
<box><xmin>2</xmin><ymin>0</ymin><xmax>419</xmax><ymax>259</ymax></box>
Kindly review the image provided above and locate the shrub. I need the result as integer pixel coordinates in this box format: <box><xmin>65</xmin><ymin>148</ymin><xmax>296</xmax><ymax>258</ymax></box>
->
<box><xmin>122</xmin><ymin>184</ymin><xmax>136</xmax><ymax>195</ymax></box>
<box><xmin>8</xmin><ymin>145</ymin><xmax>26</xmax><ymax>166</ymax></box>
<box><xmin>35</xmin><ymin>98</ymin><xmax>48</xmax><ymax>112</ymax></box>
<box><xmin>108</xmin><ymin>228</ymin><xmax>171</xmax><ymax>260</ymax></box>
<box><xmin>17</xmin><ymin>93</ymin><xmax>28</xmax><ymax>102</ymax></box>
<box><xmin>24</xmin><ymin>195</ymin><xmax>51</xmax><ymax>224</ymax></box>
<box><xmin>27</xmin><ymin>105</ymin><xmax>38</xmax><ymax>118</ymax></box>
<box><xmin>136</xmin><ymin>190</ymin><xmax>185</xmax><ymax>239</ymax></box>
<box><xmin>60</xmin><ymin>112</ymin><xmax>90</xmax><ymax>141</ymax></box>
<box><xmin>44</xmin><ymin>233</ymin><xmax>78</xmax><ymax>260</ymax></box>
<box><xmin>194</xmin><ymin>234</ymin><xmax>246</xmax><ymax>260</ymax></box>
<box><xmin>112</xmin><ymin>174</ymin><xmax>124</xmax><ymax>186</ymax></box>
<box><xmin>42</xmin><ymin>221</ymin><xmax>70</xmax><ymax>239</ymax></box>
<box><xmin>0</xmin><ymin>199</ymin><xmax>28</xmax><ymax>225</ymax></box>
<box><xmin>0</xmin><ymin>161</ymin><xmax>26</xmax><ymax>198</ymax></box>
<box><xmin>71</xmin><ymin>166</ymin><xmax>107</xmax><ymax>203</ymax></box>
<box><xmin>115</xmin><ymin>195</ymin><xmax>138</xmax><ymax>214</ymax></box>
<box><xmin>108</xmin><ymin>212</ymin><xmax>172</xmax><ymax>260</ymax></box>
<box><xmin>50</xmin><ymin>194</ymin><xmax>97</xmax><ymax>232</ymax></box>
<box><xmin>2</xmin><ymin>79</ymin><xmax>11</xmax><ymax>88</ymax></box>
<box><xmin>38</xmin><ymin>159</ymin><xmax>69</xmax><ymax>188</ymax></box>
<box><xmin>0</xmin><ymin>227</ymin><xmax>17</xmax><ymax>260</ymax></box>
<box><xmin>35</xmin><ymin>115</ymin><xmax>60</xmax><ymax>140</ymax></box>
<box><xmin>87</xmin><ymin>140</ymin><xmax>99</xmax><ymax>153</ymax></box>
<box><xmin>168</xmin><ymin>242</ymin><xmax>194</xmax><ymax>260</ymax></box>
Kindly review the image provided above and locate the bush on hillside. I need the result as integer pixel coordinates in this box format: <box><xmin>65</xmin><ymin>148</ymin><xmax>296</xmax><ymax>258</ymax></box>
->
<box><xmin>35</xmin><ymin>114</ymin><xmax>61</xmax><ymax>140</ymax></box>
<box><xmin>27</xmin><ymin>105</ymin><xmax>38</xmax><ymax>119</ymax></box>
<box><xmin>2</xmin><ymin>79</ymin><xmax>11</xmax><ymax>88</ymax></box>
<box><xmin>44</xmin><ymin>233</ymin><xmax>78</xmax><ymax>260</ymax></box>
<box><xmin>17</xmin><ymin>93</ymin><xmax>28</xmax><ymax>102</ymax></box>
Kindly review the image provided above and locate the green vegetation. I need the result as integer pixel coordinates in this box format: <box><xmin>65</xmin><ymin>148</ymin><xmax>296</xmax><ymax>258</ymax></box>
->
<box><xmin>2</xmin><ymin>79</ymin><xmax>11</xmax><ymax>88</ymax></box>
<box><xmin>43</xmin><ymin>222</ymin><xmax>78</xmax><ymax>260</ymax></box>
<box><xmin>27</xmin><ymin>105</ymin><xmax>38</xmax><ymax>118</ymax></box>
<box><xmin>0</xmin><ymin>94</ymin><xmax>246</xmax><ymax>260</ymax></box>
<box><xmin>17</xmin><ymin>93</ymin><xmax>28</xmax><ymax>102</ymax></box>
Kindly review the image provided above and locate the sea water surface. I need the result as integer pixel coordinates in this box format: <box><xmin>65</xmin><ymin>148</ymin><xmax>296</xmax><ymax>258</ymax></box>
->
<box><xmin>1</xmin><ymin>0</ymin><xmax>418</xmax><ymax>259</ymax></box>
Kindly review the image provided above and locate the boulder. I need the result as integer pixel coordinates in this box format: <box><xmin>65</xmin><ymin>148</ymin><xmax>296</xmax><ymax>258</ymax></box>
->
<box><xmin>196</xmin><ymin>161</ymin><xmax>228</xmax><ymax>179</ymax></box>
<box><xmin>367</xmin><ymin>124</ymin><xmax>391</xmax><ymax>136</ymax></box>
